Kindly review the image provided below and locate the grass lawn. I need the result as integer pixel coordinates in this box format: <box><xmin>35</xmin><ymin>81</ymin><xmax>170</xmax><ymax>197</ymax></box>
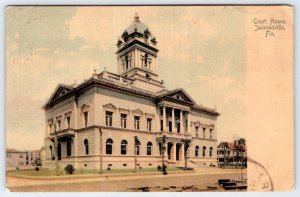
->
<box><xmin>7</xmin><ymin>166</ymin><xmax>184</xmax><ymax>177</ymax></box>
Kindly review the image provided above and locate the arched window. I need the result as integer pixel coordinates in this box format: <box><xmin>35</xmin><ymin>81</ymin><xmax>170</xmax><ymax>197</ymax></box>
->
<box><xmin>209</xmin><ymin>147</ymin><xmax>213</xmax><ymax>157</ymax></box>
<box><xmin>57</xmin><ymin>143</ymin><xmax>61</xmax><ymax>160</ymax></box>
<box><xmin>202</xmin><ymin>146</ymin><xmax>206</xmax><ymax>157</ymax></box>
<box><xmin>121</xmin><ymin>140</ymin><xmax>128</xmax><ymax>155</ymax></box>
<box><xmin>147</xmin><ymin>142</ymin><xmax>152</xmax><ymax>155</ymax></box>
<box><xmin>49</xmin><ymin>145</ymin><xmax>53</xmax><ymax>158</ymax></box>
<box><xmin>84</xmin><ymin>139</ymin><xmax>89</xmax><ymax>155</ymax></box>
<box><xmin>67</xmin><ymin>141</ymin><xmax>72</xmax><ymax>157</ymax></box>
<box><xmin>195</xmin><ymin>146</ymin><xmax>199</xmax><ymax>157</ymax></box>
<box><xmin>106</xmin><ymin>138</ymin><xmax>113</xmax><ymax>155</ymax></box>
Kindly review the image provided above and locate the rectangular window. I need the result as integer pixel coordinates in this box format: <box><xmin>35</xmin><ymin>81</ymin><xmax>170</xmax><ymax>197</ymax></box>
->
<box><xmin>195</xmin><ymin>126</ymin><xmax>199</xmax><ymax>137</ymax></box>
<box><xmin>84</xmin><ymin>112</ymin><xmax>88</xmax><ymax>127</ymax></box>
<box><xmin>57</xmin><ymin>120</ymin><xmax>61</xmax><ymax>131</ymax></box>
<box><xmin>105</xmin><ymin>111</ymin><xmax>113</xmax><ymax>127</ymax></box>
<box><xmin>67</xmin><ymin>116</ymin><xmax>71</xmax><ymax>128</ymax></box>
<box><xmin>121</xmin><ymin>114</ymin><xmax>127</xmax><ymax>128</ymax></box>
<box><xmin>210</xmin><ymin>129</ymin><xmax>213</xmax><ymax>139</ymax></box>
<box><xmin>147</xmin><ymin>118</ymin><xmax>152</xmax><ymax>131</ymax></box>
<box><xmin>203</xmin><ymin>128</ymin><xmax>206</xmax><ymax>138</ymax></box>
<box><xmin>160</xmin><ymin>120</ymin><xmax>163</xmax><ymax>131</ymax></box>
<box><xmin>168</xmin><ymin>121</ymin><xmax>172</xmax><ymax>132</ymax></box>
<box><xmin>177</xmin><ymin>123</ymin><xmax>180</xmax><ymax>133</ymax></box>
<box><xmin>134</xmin><ymin>116</ymin><xmax>140</xmax><ymax>130</ymax></box>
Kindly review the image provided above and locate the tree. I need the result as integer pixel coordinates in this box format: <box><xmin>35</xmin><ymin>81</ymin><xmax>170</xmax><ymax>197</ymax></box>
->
<box><xmin>220</xmin><ymin>142</ymin><xmax>227</xmax><ymax>167</ymax></box>
<box><xmin>34</xmin><ymin>157</ymin><xmax>42</xmax><ymax>166</ymax></box>
<box><xmin>235</xmin><ymin>138</ymin><xmax>246</xmax><ymax>168</ymax></box>
<box><xmin>182</xmin><ymin>138</ymin><xmax>191</xmax><ymax>171</ymax></box>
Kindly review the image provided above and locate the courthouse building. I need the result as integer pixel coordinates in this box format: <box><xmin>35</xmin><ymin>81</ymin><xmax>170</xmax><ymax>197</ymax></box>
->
<box><xmin>43</xmin><ymin>14</ymin><xmax>220</xmax><ymax>170</ymax></box>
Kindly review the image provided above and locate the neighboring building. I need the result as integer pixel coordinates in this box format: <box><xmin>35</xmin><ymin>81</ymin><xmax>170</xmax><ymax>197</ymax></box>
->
<box><xmin>40</xmin><ymin>146</ymin><xmax>46</xmax><ymax>167</ymax></box>
<box><xmin>217</xmin><ymin>140</ymin><xmax>247</xmax><ymax>166</ymax></box>
<box><xmin>6</xmin><ymin>148</ymin><xmax>41</xmax><ymax>170</ymax></box>
<box><xmin>43</xmin><ymin>14</ymin><xmax>220</xmax><ymax>170</ymax></box>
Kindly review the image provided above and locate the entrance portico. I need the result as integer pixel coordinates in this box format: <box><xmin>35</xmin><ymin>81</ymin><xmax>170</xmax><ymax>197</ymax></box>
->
<box><xmin>161</xmin><ymin>136</ymin><xmax>191</xmax><ymax>163</ymax></box>
<box><xmin>158</xmin><ymin>103</ymin><xmax>191</xmax><ymax>135</ymax></box>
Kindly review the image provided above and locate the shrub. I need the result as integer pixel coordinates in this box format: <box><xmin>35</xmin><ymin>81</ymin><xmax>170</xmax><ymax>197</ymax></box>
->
<box><xmin>64</xmin><ymin>164</ymin><xmax>75</xmax><ymax>174</ymax></box>
<box><xmin>163</xmin><ymin>164</ymin><xmax>167</xmax><ymax>170</ymax></box>
<box><xmin>157</xmin><ymin>165</ymin><xmax>162</xmax><ymax>170</ymax></box>
<box><xmin>16</xmin><ymin>167</ymin><xmax>19</xmax><ymax>171</ymax></box>
<box><xmin>35</xmin><ymin>167</ymin><xmax>40</xmax><ymax>171</ymax></box>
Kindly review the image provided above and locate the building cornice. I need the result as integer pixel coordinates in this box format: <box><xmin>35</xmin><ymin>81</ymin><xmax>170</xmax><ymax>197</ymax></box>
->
<box><xmin>43</xmin><ymin>77</ymin><xmax>220</xmax><ymax>117</ymax></box>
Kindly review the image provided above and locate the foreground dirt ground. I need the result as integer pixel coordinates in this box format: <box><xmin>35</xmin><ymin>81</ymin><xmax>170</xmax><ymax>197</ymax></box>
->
<box><xmin>7</xmin><ymin>167</ymin><xmax>247</xmax><ymax>192</ymax></box>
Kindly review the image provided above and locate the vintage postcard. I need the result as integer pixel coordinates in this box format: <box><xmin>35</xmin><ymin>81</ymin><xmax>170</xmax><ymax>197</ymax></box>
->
<box><xmin>5</xmin><ymin>6</ymin><xmax>294</xmax><ymax>192</ymax></box>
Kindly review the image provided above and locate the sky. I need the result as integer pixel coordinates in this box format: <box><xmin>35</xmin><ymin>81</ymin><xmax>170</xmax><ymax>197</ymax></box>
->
<box><xmin>6</xmin><ymin>6</ymin><xmax>246</xmax><ymax>150</ymax></box>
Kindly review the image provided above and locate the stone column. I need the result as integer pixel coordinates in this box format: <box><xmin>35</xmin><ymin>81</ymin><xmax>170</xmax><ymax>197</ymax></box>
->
<box><xmin>180</xmin><ymin>143</ymin><xmax>184</xmax><ymax>161</ymax></box>
<box><xmin>162</xmin><ymin>106</ymin><xmax>166</xmax><ymax>132</ymax></box>
<box><xmin>180</xmin><ymin>110</ymin><xmax>183</xmax><ymax>134</ymax></box>
<box><xmin>170</xmin><ymin>143</ymin><xmax>175</xmax><ymax>161</ymax></box>
<box><xmin>171</xmin><ymin>108</ymin><xmax>175</xmax><ymax>132</ymax></box>
<box><xmin>186</xmin><ymin>112</ymin><xmax>190</xmax><ymax>134</ymax></box>
<box><xmin>157</xmin><ymin>107</ymin><xmax>161</xmax><ymax>132</ymax></box>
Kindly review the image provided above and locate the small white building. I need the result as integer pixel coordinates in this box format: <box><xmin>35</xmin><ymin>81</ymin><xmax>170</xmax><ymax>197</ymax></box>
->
<box><xmin>6</xmin><ymin>148</ymin><xmax>41</xmax><ymax>170</ymax></box>
<box><xmin>43</xmin><ymin>14</ymin><xmax>220</xmax><ymax>170</ymax></box>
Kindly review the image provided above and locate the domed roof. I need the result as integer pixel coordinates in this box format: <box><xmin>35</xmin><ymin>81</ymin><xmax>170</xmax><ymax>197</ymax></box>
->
<box><xmin>124</xmin><ymin>13</ymin><xmax>151</xmax><ymax>36</ymax></box>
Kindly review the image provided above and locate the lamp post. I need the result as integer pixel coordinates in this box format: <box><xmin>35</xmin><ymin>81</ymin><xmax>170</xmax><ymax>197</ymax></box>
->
<box><xmin>134</xmin><ymin>136</ymin><xmax>140</xmax><ymax>173</ymax></box>
<box><xmin>53</xmin><ymin>127</ymin><xmax>59</xmax><ymax>176</ymax></box>
<box><xmin>182</xmin><ymin>138</ymin><xmax>191</xmax><ymax>171</ymax></box>
<box><xmin>99</xmin><ymin>128</ymin><xmax>103</xmax><ymax>174</ymax></box>
<box><xmin>160</xmin><ymin>135</ymin><xmax>167</xmax><ymax>175</ymax></box>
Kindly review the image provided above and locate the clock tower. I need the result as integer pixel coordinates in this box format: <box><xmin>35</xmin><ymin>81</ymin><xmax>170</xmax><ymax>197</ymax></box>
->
<box><xmin>116</xmin><ymin>14</ymin><xmax>164</xmax><ymax>92</ymax></box>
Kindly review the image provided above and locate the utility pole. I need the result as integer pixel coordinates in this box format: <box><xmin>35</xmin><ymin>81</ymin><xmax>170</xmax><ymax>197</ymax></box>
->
<box><xmin>134</xmin><ymin>136</ymin><xmax>140</xmax><ymax>173</ymax></box>
<box><xmin>99</xmin><ymin>128</ymin><xmax>103</xmax><ymax>174</ymax></box>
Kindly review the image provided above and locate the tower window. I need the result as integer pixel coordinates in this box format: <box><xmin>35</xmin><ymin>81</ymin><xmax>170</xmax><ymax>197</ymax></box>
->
<box><xmin>144</xmin><ymin>54</ymin><xmax>148</xmax><ymax>67</ymax></box>
<box><xmin>66</xmin><ymin>116</ymin><xmax>71</xmax><ymax>128</ymax></box>
<box><xmin>83</xmin><ymin>112</ymin><xmax>88</xmax><ymax>127</ymax></box>
<box><xmin>195</xmin><ymin>126</ymin><xmax>199</xmax><ymax>137</ymax></box>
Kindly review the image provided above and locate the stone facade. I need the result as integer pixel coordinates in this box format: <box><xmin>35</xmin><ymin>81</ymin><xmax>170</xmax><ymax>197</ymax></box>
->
<box><xmin>43</xmin><ymin>14</ymin><xmax>220</xmax><ymax>170</ymax></box>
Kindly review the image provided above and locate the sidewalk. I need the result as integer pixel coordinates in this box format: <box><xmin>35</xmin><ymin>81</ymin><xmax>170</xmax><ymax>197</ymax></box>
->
<box><xmin>7</xmin><ymin>167</ymin><xmax>245</xmax><ymax>188</ymax></box>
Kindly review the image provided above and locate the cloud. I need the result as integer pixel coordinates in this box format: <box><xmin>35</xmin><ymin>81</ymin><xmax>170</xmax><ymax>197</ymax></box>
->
<box><xmin>6</xmin><ymin>6</ymin><xmax>246</xmax><ymax>149</ymax></box>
